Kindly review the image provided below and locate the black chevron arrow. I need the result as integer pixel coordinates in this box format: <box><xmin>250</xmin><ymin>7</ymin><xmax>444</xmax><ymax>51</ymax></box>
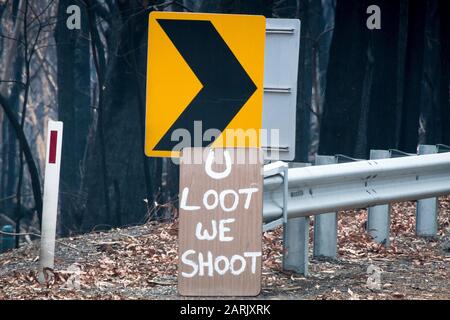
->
<box><xmin>153</xmin><ymin>19</ymin><xmax>257</xmax><ymax>151</ymax></box>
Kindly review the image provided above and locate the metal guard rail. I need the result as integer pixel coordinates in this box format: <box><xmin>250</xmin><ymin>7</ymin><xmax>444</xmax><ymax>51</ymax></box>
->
<box><xmin>263</xmin><ymin>152</ymin><xmax>450</xmax><ymax>226</ymax></box>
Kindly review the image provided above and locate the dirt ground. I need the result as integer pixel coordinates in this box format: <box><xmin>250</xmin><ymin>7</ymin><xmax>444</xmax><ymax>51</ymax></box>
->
<box><xmin>0</xmin><ymin>197</ymin><xmax>449</xmax><ymax>300</ymax></box>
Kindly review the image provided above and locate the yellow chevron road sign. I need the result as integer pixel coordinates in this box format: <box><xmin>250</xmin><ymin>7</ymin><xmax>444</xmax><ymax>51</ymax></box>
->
<box><xmin>145</xmin><ymin>12</ymin><xmax>266</xmax><ymax>158</ymax></box>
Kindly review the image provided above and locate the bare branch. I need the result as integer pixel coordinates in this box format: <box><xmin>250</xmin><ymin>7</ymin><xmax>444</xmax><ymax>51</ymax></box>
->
<box><xmin>0</xmin><ymin>33</ymin><xmax>24</xmax><ymax>45</ymax></box>
<box><xmin>0</xmin><ymin>80</ymin><xmax>26</xmax><ymax>87</ymax></box>
<box><xmin>0</xmin><ymin>92</ymin><xmax>43</xmax><ymax>223</ymax></box>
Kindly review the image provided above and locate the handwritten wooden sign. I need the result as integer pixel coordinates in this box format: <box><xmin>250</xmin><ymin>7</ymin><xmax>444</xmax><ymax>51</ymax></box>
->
<box><xmin>178</xmin><ymin>148</ymin><xmax>263</xmax><ymax>296</ymax></box>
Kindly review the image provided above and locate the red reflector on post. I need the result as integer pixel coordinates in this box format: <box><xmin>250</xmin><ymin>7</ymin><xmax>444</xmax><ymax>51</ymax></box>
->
<box><xmin>49</xmin><ymin>130</ymin><xmax>58</xmax><ymax>164</ymax></box>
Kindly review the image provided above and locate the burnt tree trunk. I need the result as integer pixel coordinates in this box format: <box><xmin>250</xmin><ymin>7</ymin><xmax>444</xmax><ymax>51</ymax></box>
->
<box><xmin>0</xmin><ymin>93</ymin><xmax>42</xmax><ymax>223</ymax></box>
<box><xmin>366</xmin><ymin>0</ymin><xmax>401</xmax><ymax>153</ymax></box>
<box><xmin>4</xmin><ymin>52</ymin><xmax>24</xmax><ymax>213</ymax></box>
<box><xmin>55</xmin><ymin>0</ymin><xmax>91</xmax><ymax>235</ymax></box>
<box><xmin>422</xmin><ymin>0</ymin><xmax>450</xmax><ymax>145</ymax></box>
<box><xmin>82</xmin><ymin>1</ymin><xmax>154</xmax><ymax>232</ymax></box>
<box><xmin>319</xmin><ymin>0</ymin><xmax>369</xmax><ymax>156</ymax></box>
<box><xmin>398</xmin><ymin>0</ymin><xmax>427</xmax><ymax>152</ymax></box>
<box><xmin>438</xmin><ymin>0</ymin><xmax>450</xmax><ymax>145</ymax></box>
<box><xmin>295</xmin><ymin>0</ymin><xmax>312</xmax><ymax>162</ymax></box>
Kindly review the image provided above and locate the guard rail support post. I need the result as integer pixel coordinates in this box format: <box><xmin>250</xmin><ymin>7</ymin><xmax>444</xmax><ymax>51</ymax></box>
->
<box><xmin>416</xmin><ymin>145</ymin><xmax>439</xmax><ymax>237</ymax></box>
<box><xmin>367</xmin><ymin>150</ymin><xmax>391</xmax><ymax>246</ymax></box>
<box><xmin>313</xmin><ymin>155</ymin><xmax>338</xmax><ymax>259</ymax></box>
<box><xmin>283</xmin><ymin>216</ymin><xmax>310</xmax><ymax>275</ymax></box>
<box><xmin>283</xmin><ymin>163</ymin><xmax>309</xmax><ymax>276</ymax></box>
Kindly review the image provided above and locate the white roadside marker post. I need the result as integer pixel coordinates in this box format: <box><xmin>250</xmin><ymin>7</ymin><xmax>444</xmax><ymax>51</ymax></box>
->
<box><xmin>38</xmin><ymin>120</ymin><xmax>63</xmax><ymax>284</ymax></box>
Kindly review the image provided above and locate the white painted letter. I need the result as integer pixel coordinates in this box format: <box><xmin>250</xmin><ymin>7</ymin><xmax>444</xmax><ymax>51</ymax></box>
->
<box><xmin>181</xmin><ymin>250</ymin><xmax>198</xmax><ymax>278</ymax></box>
<box><xmin>244</xmin><ymin>251</ymin><xmax>262</xmax><ymax>274</ymax></box>
<box><xmin>214</xmin><ymin>256</ymin><xmax>230</xmax><ymax>275</ymax></box>
<box><xmin>238</xmin><ymin>187</ymin><xmax>259</xmax><ymax>209</ymax></box>
<box><xmin>180</xmin><ymin>187</ymin><xmax>200</xmax><ymax>211</ymax></box>
<box><xmin>195</xmin><ymin>220</ymin><xmax>217</xmax><ymax>240</ymax></box>
<box><xmin>198</xmin><ymin>251</ymin><xmax>214</xmax><ymax>277</ymax></box>
<box><xmin>205</xmin><ymin>150</ymin><xmax>232</xmax><ymax>180</ymax></box>
<box><xmin>220</xmin><ymin>189</ymin><xmax>239</xmax><ymax>212</ymax></box>
<box><xmin>203</xmin><ymin>189</ymin><xmax>219</xmax><ymax>210</ymax></box>
<box><xmin>219</xmin><ymin>218</ymin><xmax>235</xmax><ymax>242</ymax></box>
<box><xmin>230</xmin><ymin>255</ymin><xmax>246</xmax><ymax>275</ymax></box>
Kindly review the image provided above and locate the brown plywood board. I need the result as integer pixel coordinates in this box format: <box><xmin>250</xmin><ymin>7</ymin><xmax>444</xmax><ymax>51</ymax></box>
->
<box><xmin>178</xmin><ymin>148</ymin><xmax>263</xmax><ymax>296</ymax></box>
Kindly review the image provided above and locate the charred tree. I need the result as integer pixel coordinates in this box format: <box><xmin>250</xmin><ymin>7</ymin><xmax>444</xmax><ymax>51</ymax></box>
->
<box><xmin>438</xmin><ymin>0</ymin><xmax>450</xmax><ymax>145</ymax></box>
<box><xmin>319</xmin><ymin>0</ymin><xmax>369</xmax><ymax>156</ymax></box>
<box><xmin>421</xmin><ymin>0</ymin><xmax>450</xmax><ymax>146</ymax></box>
<box><xmin>55</xmin><ymin>0</ymin><xmax>91</xmax><ymax>235</ymax></box>
<box><xmin>0</xmin><ymin>93</ymin><xmax>42</xmax><ymax>224</ymax></box>
<box><xmin>366</xmin><ymin>0</ymin><xmax>401</xmax><ymax>153</ymax></box>
<box><xmin>398</xmin><ymin>0</ymin><xmax>427</xmax><ymax>152</ymax></box>
<box><xmin>82</xmin><ymin>1</ymin><xmax>154</xmax><ymax>232</ymax></box>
